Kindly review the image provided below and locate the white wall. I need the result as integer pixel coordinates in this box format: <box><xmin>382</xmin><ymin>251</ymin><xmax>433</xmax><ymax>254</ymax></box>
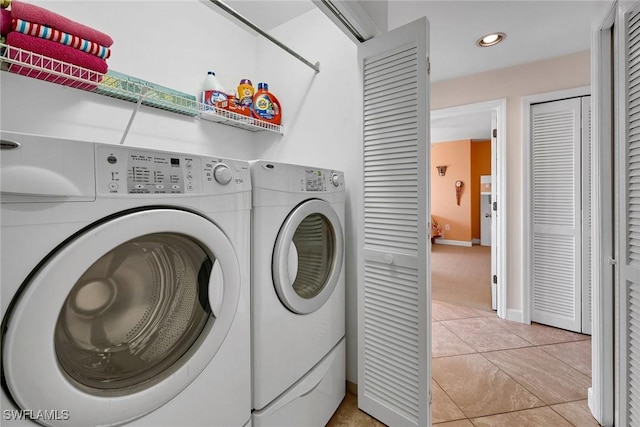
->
<box><xmin>252</xmin><ymin>9</ymin><xmax>360</xmax><ymax>385</ymax></box>
<box><xmin>431</xmin><ymin>50</ymin><xmax>591</xmax><ymax>318</ymax></box>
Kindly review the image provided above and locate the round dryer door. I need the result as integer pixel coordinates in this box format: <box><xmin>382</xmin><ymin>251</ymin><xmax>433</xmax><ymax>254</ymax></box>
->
<box><xmin>2</xmin><ymin>209</ymin><xmax>241</xmax><ymax>426</ymax></box>
<box><xmin>272</xmin><ymin>199</ymin><xmax>344</xmax><ymax>314</ymax></box>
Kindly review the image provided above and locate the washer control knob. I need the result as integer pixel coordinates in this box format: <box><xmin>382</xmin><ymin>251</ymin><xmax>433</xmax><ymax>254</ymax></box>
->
<box><xmin>330</xmin><ymin>173</ymin><xmax>343</xmax><ymax>187</ymax></box>
<box><xmin>213</xmin><ymin>164</ymin><xmax>233</xmax><ymax>185</ymax></box>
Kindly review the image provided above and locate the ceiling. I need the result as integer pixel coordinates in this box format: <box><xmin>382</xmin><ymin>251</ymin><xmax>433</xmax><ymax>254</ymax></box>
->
<box><xmin>222</xmin><ymin>0</ymin><xmax>607</xmax><ymax>82</ymax></box>
<box><xmin>387</xmin><ymin>0</ymin><xmax>607</xmax><ymax>82</ymax></box>
<box><xmin>219</xmin><ymin>0</ymin><xmax>607</xmax><ymax>141</ymax></box>
<box><xmin>431</xmin><ymin>110</ymin><xmax>493</xmax><ymax>143</ymax></box>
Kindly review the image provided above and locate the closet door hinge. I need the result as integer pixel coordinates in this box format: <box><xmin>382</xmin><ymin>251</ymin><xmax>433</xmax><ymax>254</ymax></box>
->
<box><xmin>492</xmin><ymin>128</ymin><xmax>497</xmax><ymax>138</ymax></box>
<box><xmin>492</xmin><ymin>201</ymin><xmax>497</xmax><ymax>211</ymax></box>
<box><xmin>427</xmin><ymin>56</ymin><xmax>431</xmax><ymax>76</ymax></box>
<box><xmin>493</xmin><ymin>275</ymin><xmax>498</xmax><ymax>284</ymax></box>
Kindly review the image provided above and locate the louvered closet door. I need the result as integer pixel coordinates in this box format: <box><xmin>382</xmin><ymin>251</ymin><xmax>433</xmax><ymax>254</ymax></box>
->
<box><xmin>357</xmin><ymin>18</ymin><xmax>430</xmax><ymax>427</ymax></box>
<box><xmin>530</xmin><ymin>98</ymin><xmax>582</xmax><ymax>333</ymax></box>
<box><xmin>618</xmin><ymin>3</ymin><xmax>640</xmax><ymax>425</ymax></box>
<box><xmin>582</xmin><ymin>96</ymin><xmax>592</xmax><ymax>335</ymax></box>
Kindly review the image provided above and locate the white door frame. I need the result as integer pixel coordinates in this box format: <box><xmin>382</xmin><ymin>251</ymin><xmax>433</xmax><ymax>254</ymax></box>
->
<box><xmin>521</xmin><ymin>85</ymin><xmax>590</xmax><ymax>327</ymax></box>
<box><xmin>590</xmin><ymin>1</ymin><xmax>616</xmax><ymax>425</ymax></box>
<box><xmin>431</xmin><ymin>98</ymin><xmax>507</xmax><ymax>319</ymax></box>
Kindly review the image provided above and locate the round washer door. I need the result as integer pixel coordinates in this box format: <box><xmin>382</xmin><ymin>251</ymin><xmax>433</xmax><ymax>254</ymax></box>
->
<box><xmin>3</xmin><ymin>209</ymin><xmax>241</xmax><ymax>426</ymax></box>
<box><xmin>272</xmin><ymin>199</ymin><xmax>344</xmax><ymax>314</ymax></box>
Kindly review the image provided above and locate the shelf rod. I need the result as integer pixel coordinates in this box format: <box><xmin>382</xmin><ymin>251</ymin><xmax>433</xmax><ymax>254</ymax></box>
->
<box><xmin>208</xmin><ymin>0</ymin><xmax>320</xmax><ymax>74</ymax></box>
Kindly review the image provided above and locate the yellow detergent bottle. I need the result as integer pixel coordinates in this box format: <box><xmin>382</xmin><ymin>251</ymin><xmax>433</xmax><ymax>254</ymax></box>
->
<box><xmin>237</xmin><ymin>79</ymin><xmax>254</xmax><ymax>107</ymax></box>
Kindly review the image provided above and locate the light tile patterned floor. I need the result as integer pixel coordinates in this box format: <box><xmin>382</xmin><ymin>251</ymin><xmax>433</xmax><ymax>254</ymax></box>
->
<box><xmin>326</xmin><ymin>300</ymin><xmax>597</xmax><ymax>427</ymax></box>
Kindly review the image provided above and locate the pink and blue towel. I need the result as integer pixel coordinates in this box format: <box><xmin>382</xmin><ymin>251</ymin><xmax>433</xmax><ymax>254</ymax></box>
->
<box><xmin>5</xmin><ymin>31</ymin><xmax>108</xmax><ymax>90</ymax></box>
<box><xmin>11</xmin><ymin>18</ymin><xmax>111</xmax><ymax>59</ymax></box>
<box><xmin>9</xmin><ymin>0</ymin><xmax>112</xmax><ymax>47</ymax></box>
<box><xmin>1</xmin><ymin>0</ymin><xmax>113</xmax><ymax>90</ymax></box>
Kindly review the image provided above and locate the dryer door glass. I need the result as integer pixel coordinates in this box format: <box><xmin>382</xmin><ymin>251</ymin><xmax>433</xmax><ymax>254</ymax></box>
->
<box><xmin>290</xmin><ymin>213</ymin><xmax>334</xmax><ymax>299</ymax></box>
<box><xmin>273</xmin><ymin>199</ymin><xmax>344</xmax><ymax>314</ymax></box>
<box><xmin>54</xmin><ymin>233</ymin><xmax>214</xmax><ymax>391</ymax></box>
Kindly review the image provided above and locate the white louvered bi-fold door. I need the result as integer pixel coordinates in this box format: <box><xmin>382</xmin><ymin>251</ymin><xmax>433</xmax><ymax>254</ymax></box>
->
<box><xmin>357</xmin><ymin>18</ymin><xmax>430</xmax><ymax>427</ymax></box>
<box><xmin>618</xmin><ymin>3</ymin><xmax>640</xmax><ymax>425</ymax></box>
<box><xmin>530</xmin><ymin>99</ymin><xmax>582</xmax><ymax>333</ymax></box>
<box><xmin>582</xmin><ymin>96</ymin><xmax>592</xmax><ymax>335</ymax></box>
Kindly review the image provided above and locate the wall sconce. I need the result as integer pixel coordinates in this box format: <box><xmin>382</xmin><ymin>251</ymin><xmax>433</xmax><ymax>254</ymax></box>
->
<box><xmin>436</xmin><ymin>165</ymin><xmax>447</xmax><ymax>176</ymax></box>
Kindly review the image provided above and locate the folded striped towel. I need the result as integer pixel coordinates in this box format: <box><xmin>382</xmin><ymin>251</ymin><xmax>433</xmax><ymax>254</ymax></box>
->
<box><xmin>6</xmin><ymin>31</ymin><xmax>107</xmax><ymax>90</ymax></box>
<box><xmin>10</xmin><ymin>0</ymin><xmax>112</xmax><ymax>47</ymax></box>
<box><xmin>12</xmin><ymin>18</ymin><xmax>111</xmax><ymax>59</ymax></box>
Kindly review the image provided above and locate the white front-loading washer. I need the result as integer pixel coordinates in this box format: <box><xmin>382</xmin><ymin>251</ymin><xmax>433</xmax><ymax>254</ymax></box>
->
<box><xmin>249</xmin><ymin>160</ymin><xmax>345</xmax><ymax>427</ymax></box>
<box><xmin>1</xmin><ymin>131</ymin><xmax>252</xmax><ymax>427</ymax></box>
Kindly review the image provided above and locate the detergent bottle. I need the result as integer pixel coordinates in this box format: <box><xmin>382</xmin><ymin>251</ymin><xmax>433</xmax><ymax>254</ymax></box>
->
<box><xmin>202</xmin><ymin>71</ymin><xmax>228</xmax><ymax>107</ymax></box>
<box><xmin>252</xmin><ymin>82</ymin><xmax>281</xmax><ymax>125</ymax></box>
<box><xmin>237</xmin><ymin>79</ymin><xmax>254</xmax><ymax>107</ymax></box>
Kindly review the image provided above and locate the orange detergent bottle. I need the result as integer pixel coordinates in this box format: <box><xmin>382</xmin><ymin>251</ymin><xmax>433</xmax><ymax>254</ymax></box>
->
<box><xmin>252</xmin><ymin>82</ymin><xmax>281</xmax><ymax>125</ymax></box>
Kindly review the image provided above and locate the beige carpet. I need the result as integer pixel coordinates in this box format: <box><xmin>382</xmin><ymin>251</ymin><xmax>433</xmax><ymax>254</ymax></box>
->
<box><xmin>431</xmin><ymin>244</ymin><xmax>492</xmax><ymax>311</ymax></box>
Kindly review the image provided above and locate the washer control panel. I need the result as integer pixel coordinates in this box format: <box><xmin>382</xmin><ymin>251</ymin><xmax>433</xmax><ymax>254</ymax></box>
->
<box><xmin>96</xmin><ymin>145</ymin><xmax>249</xmax><ymax>195</ymax></box>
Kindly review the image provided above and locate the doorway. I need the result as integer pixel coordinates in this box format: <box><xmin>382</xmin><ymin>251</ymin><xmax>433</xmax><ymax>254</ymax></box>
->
<box><xmin>430</xmin><ymin>135</ymin><xmax>493</xmax><ymax>310</ymax></box>
<box><xmin>430</xmin><ymin>99</ymin><xmax>507</xmax><ymax>318</ymax></box>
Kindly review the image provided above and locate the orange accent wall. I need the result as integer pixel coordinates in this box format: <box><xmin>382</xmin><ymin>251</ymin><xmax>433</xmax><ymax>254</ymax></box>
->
<box><xmin>470</xmin><ymin>140</ymin><xmax>491</xmax><ymax>240</ymax></box>
<box><xmin>431</xmin><ymin>140</ymin><xmax>472</xmax><ymax>242</ymax></box>
<box><xmin>431</xmin><ymin>139</ymin><xmax>491</xmax><ymax>243</ymax></box>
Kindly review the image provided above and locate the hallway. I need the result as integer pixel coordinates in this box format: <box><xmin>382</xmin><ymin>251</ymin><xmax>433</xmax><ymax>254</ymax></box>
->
<box><xmin>328</xmin><ymin>300</ymin><xmax>595</xmax><ymax>426</ymax></box>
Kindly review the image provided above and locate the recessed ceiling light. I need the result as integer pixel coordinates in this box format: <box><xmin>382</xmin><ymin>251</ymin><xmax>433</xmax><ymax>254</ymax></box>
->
<box><xmin>477</xmin><ymin>32</ymin><xmax>506</xmax><ymax>47</ymax></box>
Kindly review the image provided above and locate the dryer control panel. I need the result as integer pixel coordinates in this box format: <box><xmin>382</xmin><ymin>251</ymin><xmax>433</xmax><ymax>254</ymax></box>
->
<box><xmin>96</xmin><ymin>145</ymin><xmax>250</xmax><ymax>195</ymax></box>
<box><xmin>250</xmin><ymin>160</ymin><xmax>344</xmax><ymax>194</ymax></box>
<box><xmin>302</xmin><ymin>168</ymin><xmax>345</xmax><ymax>192</ymax></box>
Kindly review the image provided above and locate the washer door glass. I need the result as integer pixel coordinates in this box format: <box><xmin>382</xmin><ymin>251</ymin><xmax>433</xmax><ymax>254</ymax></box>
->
<box><xmin>273</xmin><ymin>199</ymin><xmax>344</xmax><ymax>314</ymax></box>
<box><xmin>2</xmin><ymin>210</ymin><xmax>241</xmax><ymax>426</ymax></box>
<box><xmin>55</xmin><ymin>233</ymin><xmax>214</xmax><ymax>391</ymax></box>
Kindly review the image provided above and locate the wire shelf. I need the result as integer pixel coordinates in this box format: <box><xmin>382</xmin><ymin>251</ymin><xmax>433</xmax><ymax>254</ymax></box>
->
<box><xmin>199</xmin><ymin>104</ymin><xmax>282</xmax><ymax>132</ymax></box>
<box><xmin>0</xmin><ymin>43</ymin><xmax>283</xmax><ymax>134</ymax></box>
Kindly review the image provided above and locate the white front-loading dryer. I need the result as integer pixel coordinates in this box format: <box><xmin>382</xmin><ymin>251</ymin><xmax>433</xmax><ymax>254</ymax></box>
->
<box><xmin>1</xmin><ymin>131</ymin><xmax>252</xmax><ymax>427</ymax></box>
<box><xmin>249</xmin><ymin>160</ymin><xmax>345</xmax><ymax>427</ymax></box>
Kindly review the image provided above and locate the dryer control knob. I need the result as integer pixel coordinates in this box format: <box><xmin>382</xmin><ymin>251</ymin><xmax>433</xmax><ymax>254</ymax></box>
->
<box><xmin>213</xmin><ymin>164</ymin><xmax>233</xmax><ymax>185</ymax></box>
<box><xmin>330</xmin><ymin>173</ymin><xmax>343</xmax><ymax>187</ymax></box>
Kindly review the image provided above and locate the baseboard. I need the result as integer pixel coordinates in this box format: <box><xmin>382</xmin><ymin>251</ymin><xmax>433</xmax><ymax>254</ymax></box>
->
<box><xmin>346</xmin><ymin>380</ymin><xmax>357</xmax><ymax>395</ymax></box>
<box><xmin>434</xmin><ymin>239</ymin><xmax>473</xmax><ymax>247</ymax></box>
<box><xmin>472</xmin><ymin>238</ymin><xmax>481</xmax><ymax>245</ymax></box>
<box><xmin>506</xmin><ymin>308</ymin><xmax>524</xmax><ymax>323</ymax></box>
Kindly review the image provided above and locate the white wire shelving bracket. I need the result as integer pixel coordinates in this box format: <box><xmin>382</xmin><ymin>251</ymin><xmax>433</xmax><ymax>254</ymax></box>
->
<box><xmin>0</xmin><ymin>43</ymin><xmax>283</xmax><ymax>135</ymax></box>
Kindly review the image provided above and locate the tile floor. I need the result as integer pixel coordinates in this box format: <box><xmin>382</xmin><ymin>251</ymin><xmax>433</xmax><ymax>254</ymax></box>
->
<box><xmin>327</xmin><ymin>300</ymin><xmax>597</xmax><ymax>427</ymax></box>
